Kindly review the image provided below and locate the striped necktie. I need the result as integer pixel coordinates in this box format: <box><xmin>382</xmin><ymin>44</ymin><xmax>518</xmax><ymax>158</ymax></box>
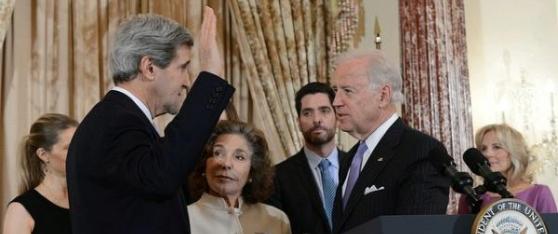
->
<box><xmin>343</xmin><ymin>142</ymin><xmax>368</xmax><ymax>208</ymax></box>
<box><xmin>318</xmin><ymin>159</ymin><xmax>335</xmax><ymax>228</ymax></box>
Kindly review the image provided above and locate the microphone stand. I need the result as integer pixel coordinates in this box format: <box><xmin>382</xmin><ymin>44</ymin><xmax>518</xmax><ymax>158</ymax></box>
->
<box><xmin>467</xmin><ymin>175</ymin><xmax>514</xmax><ymax>214</ymax></box>
<box><xmin>450</xmin><ymin>172</ymin><xmax>484</xmax><ymax>214</ymax></box>
<box><xmin>468</xmin><ymin>185</ymin><xmax>486</xmax><ymax>214</ymax></box>
<box><xmin>482</xmin><ymin>171</ymin><xmax>514</xmax><ymax>198</ymax></box>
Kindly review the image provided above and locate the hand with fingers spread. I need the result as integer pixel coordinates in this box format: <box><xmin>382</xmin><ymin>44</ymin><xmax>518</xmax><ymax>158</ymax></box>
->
<box><xmin>199</xmin><ymin>6</ymin><xmax>224</xmax><ymax>78</ymax></box>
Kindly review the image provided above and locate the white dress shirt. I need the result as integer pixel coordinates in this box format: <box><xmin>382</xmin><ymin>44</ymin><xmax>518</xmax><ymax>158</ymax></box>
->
<box><xmin>342</xmin><ymin>113</ymin><xmax>398</xmax><ymax>196</ymax></box>
<box><xmin>111</xmin><ymin>86</ymin><xmax>155</xmax><ymax>127</ymax></box>
<box><xmin>304</xmin><ymin>147</ymin><xmax>340</xmax><ymax>202</ymax></box>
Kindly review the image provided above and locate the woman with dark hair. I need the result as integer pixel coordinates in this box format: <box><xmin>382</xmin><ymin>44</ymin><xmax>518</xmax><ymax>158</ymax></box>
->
<box><xmin>458</xmin><ymin>123</ymin><xmax>556</xmax><ymax>214</ymax></box>
<box><xmin>188</xmin><ymin>120</ymin><xmax>291</xmax><ymax>234</ymax></box>
<box><xmin>3</xmin><ymin>113</ymin><xmax>78</xmax><ymax>234</ymax></box>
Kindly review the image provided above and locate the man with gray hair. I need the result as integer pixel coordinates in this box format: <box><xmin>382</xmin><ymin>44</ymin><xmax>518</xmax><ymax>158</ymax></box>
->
<box><xmin>330</xmin><ymin>49</ymin><xmax>450</xmax><ymax>233</ymax></box>
<box><xmin>66</xmin><ymin>8</ymin><xmax>234</xmax><ymax>234</ymax></box>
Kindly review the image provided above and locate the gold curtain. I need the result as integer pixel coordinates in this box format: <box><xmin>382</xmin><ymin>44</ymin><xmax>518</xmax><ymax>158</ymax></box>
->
<box><xmin>0</xmin><ymin>0</ymin><xmax>228</xmax><ymax>224</ymax></box>
<box><xmin>0</xmin><ymin>0</ymin><xmax>15</xmax><ymax>47</ymax></box>
<box><xmin>226</xmin><ymin>0</ymin><xmax>361</xmax><ymax>161</ymax></box>
<box><xmin>1</xmin><ymin>0</ymin><xmax>360</xmax><ymax>225</ymax></box>
<box><xmin>0</xmin><ymin>0</ymin><xmax>16</xmax><ymax>226</ymax></box>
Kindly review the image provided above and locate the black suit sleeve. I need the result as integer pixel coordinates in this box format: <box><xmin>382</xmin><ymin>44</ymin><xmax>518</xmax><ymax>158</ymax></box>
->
<box><xmin>101</xmin><ymin>72</ymin><xmax>234</xmax><ymax>199</ymax></box>
<box><xmin>267</xmin><ymin>171</ymin><xmax>284</xmax><ymax>210</ymax></box>
<box><xmin>395</xmin><ymin>144</ymin><xmax>450</xmax><ymax>214</ymax></box>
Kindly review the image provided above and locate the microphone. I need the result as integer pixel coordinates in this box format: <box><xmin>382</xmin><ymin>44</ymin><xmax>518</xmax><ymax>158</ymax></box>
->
<box><xmin>463</xmin><ymin>148</ymin><xmax>514</xmax><ymax>198</ymax></box>
<box><xmin>430</xmin><ymin>148</ymin><xmax>480</xmax><ymax>203</ymax></box>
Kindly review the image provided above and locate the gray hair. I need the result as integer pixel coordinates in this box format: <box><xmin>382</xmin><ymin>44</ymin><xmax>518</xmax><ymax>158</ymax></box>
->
<box><xmin>334</xmin><ymin>49</ymin><xmax>404</xmax><ymax>103</ymax></box>
<box><xmin>110</xmin><ymin>14</ymin><xmax>194</xmax><ymax>84</ymax></box>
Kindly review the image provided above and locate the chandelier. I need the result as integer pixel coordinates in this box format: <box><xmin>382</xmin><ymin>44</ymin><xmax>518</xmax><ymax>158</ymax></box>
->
<box><xmin>530</xmin><ymin>93</ymin><xmax>558</xmax><ymax>176</ymax></box>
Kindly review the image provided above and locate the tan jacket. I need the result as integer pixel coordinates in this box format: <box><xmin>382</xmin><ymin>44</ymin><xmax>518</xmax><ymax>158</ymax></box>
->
<box><xmin>188</xmin><ymin>193</ymin><xmax>291</xmax><ymax>234</ymax></box>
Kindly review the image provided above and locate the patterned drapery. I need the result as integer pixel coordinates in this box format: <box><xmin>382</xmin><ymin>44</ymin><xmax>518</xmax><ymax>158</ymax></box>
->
<box><xmin>225</xmin><ymin>0</ymin><xmax>360</xmax><ymax>160</ymax></box>
<box><xmin>399</xmin><ymin>0</ymin><xmax>473</xmax><ymax>214</ymax></box>
<box><xmin>0</xmin><ymin>0</ymin><xmax>14</xmax><ymax>47</ymax></box>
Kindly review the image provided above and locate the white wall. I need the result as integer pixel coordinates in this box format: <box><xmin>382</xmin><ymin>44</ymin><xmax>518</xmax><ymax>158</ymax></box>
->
<box><xmin>336</xmin><ymin>0</ymin><xmax>401</xmax><ymax>150</ymax></box>
<box><xmin>357</xmin><ymin>0</ymin><xmax>400</xmax><ymax>67</ymax></box>
<box><xmin>465</xmin><ymin>0</ymin><xmax>558</xmax><ymax>202</ymax></box>
<box><xmin>358</xmin><ymin>0</ymin><xmax>558</xmax><ymax>205</ymax></box>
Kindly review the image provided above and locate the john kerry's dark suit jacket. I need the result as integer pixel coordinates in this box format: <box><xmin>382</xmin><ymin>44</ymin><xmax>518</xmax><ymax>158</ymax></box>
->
<box><xmin>332</xmin><ymin>118</ymin><xmax>450</xmax><ymax>233</ymax></box>
<box><xmin>268</xmin><ymin>149</ymin><xmax>347</xmax><ymax>234</ymax></box>
<box><xmin>66</xmin><ymin>72</ymin><xmax>234</xmax><ymax>234</ymax></box>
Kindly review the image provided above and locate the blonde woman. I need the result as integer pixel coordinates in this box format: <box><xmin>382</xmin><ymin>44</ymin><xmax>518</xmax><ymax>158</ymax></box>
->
<box><xmin>3</xmin><ymin>113</ymin><xmax>78</xmax><ymax>234</ymax></box>
<box><xmin>458</xmin><ymin>124</ymin><xmax>557</xmax><ymax>214</ymax></box>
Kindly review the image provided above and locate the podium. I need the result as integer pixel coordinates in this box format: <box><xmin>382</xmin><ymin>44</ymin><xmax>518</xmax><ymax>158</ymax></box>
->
<box><xmin>343</xmin><ymin>214</ymin><xmax>558</xmax><ymax>234</ymax></box>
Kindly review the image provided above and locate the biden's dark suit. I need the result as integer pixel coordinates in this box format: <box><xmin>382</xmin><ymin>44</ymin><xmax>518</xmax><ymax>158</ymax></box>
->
<box><xmin>332</xmin><ymin>118</ymin><xmax>450</xmax><ymax>233</ymax></box>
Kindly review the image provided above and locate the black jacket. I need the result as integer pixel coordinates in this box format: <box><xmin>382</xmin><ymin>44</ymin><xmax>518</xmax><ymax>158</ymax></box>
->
<box><xmin>332</xmin><ymin>118</ymin><xmax>450</xmax><ymax>233</ymax></box>
<box><xmin>66</xmin><ymin>72</ymin><xmax>234</xmax><ymax>234</ymax></box>
<box><xmin>268</xmin><ymin>148</ymin><xmax>347</xmax><ymax>234</ymax></box>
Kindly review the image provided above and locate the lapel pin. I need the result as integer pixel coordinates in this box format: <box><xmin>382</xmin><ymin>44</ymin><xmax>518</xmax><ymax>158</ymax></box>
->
<box><xmin>377</xmin><ymin>157</ymin><xmax>383</xmax><ymax>162</ymax></box>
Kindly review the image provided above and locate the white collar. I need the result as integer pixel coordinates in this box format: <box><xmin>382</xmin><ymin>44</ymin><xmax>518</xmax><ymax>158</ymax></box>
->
<box><xmin>363</xmin><ymin>113</ymin><xmax>398</xmax><ymax>147</ymax></box>
<box><xmin>111</xmin><ymin>86</ymin><xmax>154</xmax><ymax>124</ymax></box>
<box><xmin>304</xmin><ymin>147</ymin><xmax>339</xmax><ymax>170</ymax></box>
<box><xmin>198</xmin><ymin>192</ymin><xmax>244</xmax><ymax>215</ymax></box>
<box><xmin>359</xmin><ymin>113</ymin><xmax>398</xmax><ymax>170</ymax></box>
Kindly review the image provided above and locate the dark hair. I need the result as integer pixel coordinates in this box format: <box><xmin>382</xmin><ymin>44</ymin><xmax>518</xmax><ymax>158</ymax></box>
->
<box><xmin>20</xmin><ymin>113</ymin><xmax>78</xmax><ymax>194</ymax></box>
<box><xmin>295</xmin><ymin>82</ymin><xmax>335</xmax><ymax>115</ymax></box>
<box><xmin>189</xmin><ymin>120</ymin><xmax>274</xmax><ymax>204</ymax></box>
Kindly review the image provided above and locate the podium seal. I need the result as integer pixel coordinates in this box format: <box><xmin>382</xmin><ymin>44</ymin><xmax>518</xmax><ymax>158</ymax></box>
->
<box><xmin>472</xmin><ymin>198</ymin><xmax>548</xmax><ymax>234</ymax></box>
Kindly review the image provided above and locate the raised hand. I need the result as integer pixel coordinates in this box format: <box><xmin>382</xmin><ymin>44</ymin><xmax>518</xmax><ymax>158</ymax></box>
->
<box><xmin>198</xmin><ymin>6</ymin><xmax>224</xmax><ymax>78</ymax></box>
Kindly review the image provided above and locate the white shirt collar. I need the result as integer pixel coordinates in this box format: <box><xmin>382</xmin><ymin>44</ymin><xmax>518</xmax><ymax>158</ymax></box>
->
<box><xmin>111</xmin><ymin>86</ymin><xmax>154</xmax><ymax>124</ymax></box>
<box><xmin>304</xmin><ymin>146</ymin><xmax>340</xmax><ymax>202</ymax></box>
<box><xmin>304</xmin><ymin>147</ymin><xmax>339</xmax><ymax>170</ymax></box>
<box><xmin>360</xmin><ymin>113</ymin><xmax>399</xmax><ymax>170</ymax></box>
<box><xmin>342</xmin><ymin>113</ymin><xmax>399</xmax><ymax>196</ymax></box>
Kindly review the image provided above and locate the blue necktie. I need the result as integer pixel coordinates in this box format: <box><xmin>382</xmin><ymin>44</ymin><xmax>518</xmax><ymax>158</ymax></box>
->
<box><xmin>318</xmin><ymin>159</ymin><xmax>335</xmax><ymax>228</ymax></box>
<box><xmin>343</xmin><ymin>142</ymin><xmax>368</xmax><ymax>208</ymax></box>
